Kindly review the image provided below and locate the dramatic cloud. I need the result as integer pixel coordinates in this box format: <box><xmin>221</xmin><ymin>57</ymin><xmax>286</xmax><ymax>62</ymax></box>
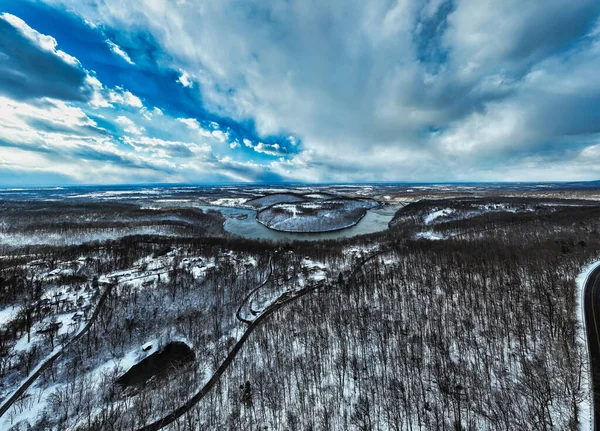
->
<box><xmin>0</xmin><ymin>13</ymin><xmax>92</xmax><ymax>102</ymax></box>
<box><xmin>1</xmin><ymin>0</ymin><xmax>600</xmax><ymax>184</ymax></box>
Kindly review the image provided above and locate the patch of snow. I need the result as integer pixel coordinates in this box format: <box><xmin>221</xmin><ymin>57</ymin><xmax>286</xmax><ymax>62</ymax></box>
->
<box><xmin>209</xmin><ymin>197</ymin><xmax>249</xmax><ymax>207</ymax></box>
<box><xmin>415</xmin><ymin>231</ymin><xmax>446</xmax><ymax>241</ymax></box>
<box><xmin>13</xmin><ymin>332</ymin><xmax>33</xmax><ymax>352</ymax></box>
<box><xmin>424</xmin><ymin>208</ymin><xmax>455</xmax><ymax>224</ymax></box>
<box><xmin>243</xmin><ymin>256</ymin><xmax>257</xmax><ymax>267</ymax></box>
<box><xmin>303</xmin><ymin>193</ymin><xmax>331</xmax><ymax>199</ymax></box>
<box><xmin>115</xmin><ymin>338</ymin><xmax>161</xmax><ymax>375</ymax></box>
<box><xmin>0</xmin><ymin>305</ymin><xmax>20</xmax><ymax>327</ymax></box>
<box><xmin>190</xmin><ymin>261</ymin><xmax>216</xmax><ymax>280</ymax></box>
<box><xmin>2</xmin><ymin>384</ymin><xmax>58</xmax><ymax>429</ymax></box>
<box><xmin>343</xmin><ymin>244</ymin><xmax>380</xmax><ymax>257</ymax></box>
<box><xmin>302</xmin><ymin>258</ymin><xmax>328</xmax><ymax>283</ymax></box>
<box><xmin>1</xmin><ymin>343</ymin><xmax>62</xmax><ymax>424</ymax></box>
<box><xmin>0</xmin><ymin>228</ymin><xmax>179</xmax><ymax>247</ymax></box>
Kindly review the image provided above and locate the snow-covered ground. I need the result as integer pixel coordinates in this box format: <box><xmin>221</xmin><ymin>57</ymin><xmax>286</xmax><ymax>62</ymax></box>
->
<box><xmin>208</xmin><ymin>197</ymin><xmax>249</xmax><ymax>207</ymax></box>
<box><xmin>0</xmin><ymin>305</ymin><xmax>19</xmax><ymax>327</ymax></box>
<box><xmin>301</xmin><ymin>257</ymin><xmax>328</xmax><ymax>283</ymax></box>
<box><xmin>0</xmin><ymin>245</ymin><xmax>263</xmax><ymax>430</ymax></box>
<box><xmin>343</xmin><ymin>244</ymin><xmax>380</xmax><ymax>259</ymax></box>
<box><xmin>257</xmin><ymin>199</ymin><xmax>378</xmax><ymax>233</ymax></box>
<box><xmin>246</xmin><ymin>193</ymin><xmax>307</xmax><ymax>209</ymax></box>
<box><xmin>2</xmin><ymin>331</ymin><xmax>195</xmax><ymax>430</ymax></box>
<box><xmin>2</xmin><ymin>305</ymin><xmax>100</xmax><ymax>428</ymax></box>
<box><xmin>415</xmin><ymin>231</ymin><xmax>447</xmax><ymax>240</ymax></box>
<box><xmin>0</xmin><ymin>227</ymin><xmax>179</xmax><ymax>247</ymax></box>
<box><xmin>424</xmin><ymin>208</ymin><xmax>455</xmax><ymax>224</ymax></box>
<box><xmin>239</xmin><ymin>258</ymin><xmax>328</xmax><ymax>323</ymax></box>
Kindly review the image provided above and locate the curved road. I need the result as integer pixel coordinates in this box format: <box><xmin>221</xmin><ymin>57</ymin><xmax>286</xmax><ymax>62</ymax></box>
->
<box><xmin>236</xmin><ymin>257</ymin><xmax>273</xmax><ymax>324</ymax></box>
<box><xmin>1</xmin><ymin>249</ymin><xmax>385</xmax><ymax>428</ymax></box>
<box><xmin>137</xmin><ymin>249</ymin><xmax>386</xmax><ymax>431</ymax></box>
<box><xmin>137</xmin><ymin>281</ymin><xmax>324</xmax><ymax>431</ymax></box>
<box><xmin>0</xmin><ymin>282</ymin><xmax>116</xmax><ymax>419</ymax></box>
<box><xmin>584</xmin><ymin>264</ymin><xmax>600</xmax><ymax>430</ymax></box>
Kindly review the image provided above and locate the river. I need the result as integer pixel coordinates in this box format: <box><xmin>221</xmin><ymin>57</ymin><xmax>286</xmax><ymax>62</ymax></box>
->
<box><xmin>198</xmin><ymin>204</ymin><xmax>400</xmax><ymax>241</ymax></box>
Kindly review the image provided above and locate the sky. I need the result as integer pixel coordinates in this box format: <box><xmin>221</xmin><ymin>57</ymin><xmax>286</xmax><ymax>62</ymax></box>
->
<box><xmin>1</xmin><ymin>0</ymin><xmax>600</xmax><ymax>185</ymax></box>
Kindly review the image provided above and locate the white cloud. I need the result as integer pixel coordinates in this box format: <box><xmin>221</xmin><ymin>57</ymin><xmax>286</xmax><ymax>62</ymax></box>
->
<box><xmin>239</xmin><ymin>139</ymin><xmax>287</xmax><ymax>157</ymax></box>
<box><xmin>177</xmin><ymin>117</ymin><xmax>201</xmax><ymax>130</ymax></box>
<box><xmin>0</xmin><ymin>95</ymin><xmax>97</xmax><ymax>135</ymax></box>
<box><xmin>108</xmin><ymin>88</ymin><xmax>143</xmax><ymax>108</ymax></box>
<box><xmin>211</xmin><ymin>129</ymin><xmax>228</xmax><ymax>143</ymax></box>
<box><xmin>105</xmin><ymin>40</ymin><xmax>134</xmax><ymax>64</ymax></box>
<box><xmin>253</xmin><ymin>142</ymin><xmax>285</xmax><ymax>156</ymax></box>
<box><xmin>116</xmin><ymin>115</ymin><xmax>145</xmax><ymax>135</ymax></box>
<box><xmin>1</xmin><ymin>13</ymin><xmax>80</xmax><ymax>67</ymax></box>
<box><xmin>177</xmin><ymin>117</ymin><xmax>229</xmax><ymax>143</ymax></box>
<box><xmin>85</xmin><ymin>75</ymin><xmax>111</xmax><ymax>108</ymax></box>
<box><xmin>0</xmin><ymin>31</ymin><xmax>280</xmax><ymax>184</ymax></box>
<box><xmin>177</xmin><ymin>69</ymin><xmax>193</xmax><ymax>87</ymax></box>
<box><xmin>123</xmin><ymin>135</ymin><xmax>211</xmax><ymax>158</ymax></box>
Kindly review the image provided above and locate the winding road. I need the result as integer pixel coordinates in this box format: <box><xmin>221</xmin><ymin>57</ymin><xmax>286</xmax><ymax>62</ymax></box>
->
<box><xmin>136</xmin><ymin>249</ymin><xmax>385</xmax><ymax>431</ymax></box>
<box><xmin>584</xmin><ymin>264</ymin><xmax>600</xmax><ymax>430</ymax></box>
<box><xmin>1</xmin><ymin>249</ymin><xmax>385</xmax><ymax>429</ymax></box>
<box><xmin>0</xmin><ymin>281</ymin><xmax>116</xmax><ymax>419</ymax></box>
<box><xmin>235</xmin><ymin>256</ymin><xmax>273</xmax><ymax>324</ymax></box>
<box><xmin>137</xmin><ymin>280</ymin><xmax>324</xmax><ymax>431</ymax></box>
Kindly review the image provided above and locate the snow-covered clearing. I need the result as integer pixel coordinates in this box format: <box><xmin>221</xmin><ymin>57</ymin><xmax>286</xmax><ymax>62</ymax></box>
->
<box><xmin>424</xmin><ymin>208</ymin><xmax>455</xmax><ymax>224</ymax></box>
<box><xmin>257</xmin><ymin>198</ymin><xmax>378</xmax><ymax>233</ymax></box>
<box><xmin>209</xmin><ymin>197</ymin><xmax>249</xmax><ymax>207</ymax></box>
<box><xmin>3</xmin><ymin>383</ymin><xmax>59</xmax><ymax>428</ymax></box>
<box><xmin>343</xmin><ymin>244</ymin><xmax>380</xmax><ymax>258</ymax></box>
<box><xmin>415</xmin><ymin>231</ymin><xmax>446</xmax><ymax>240</ymax></box>
<box><xmin>302</xmin><ymin>257</ymin><xmax>328</xmax><ymax>283</ymax></box>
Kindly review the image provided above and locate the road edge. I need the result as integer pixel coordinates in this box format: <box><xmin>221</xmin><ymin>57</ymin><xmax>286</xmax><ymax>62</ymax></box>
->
<box><xmin>0</xmin><ymin>282</ymin><xmax>115</xmax><ymax>422</ymax></box>
<box><xmin>576</xmin><ymin>260</ymin><xmax>600</xmax><ymax>431</ymax></box>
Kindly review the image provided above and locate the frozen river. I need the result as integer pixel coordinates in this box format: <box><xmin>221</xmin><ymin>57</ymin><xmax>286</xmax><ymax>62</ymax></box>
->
<box><xmin>198</xmin><ymin>204</ymin><xmax>400</xmax><ymax>241</ymax></box>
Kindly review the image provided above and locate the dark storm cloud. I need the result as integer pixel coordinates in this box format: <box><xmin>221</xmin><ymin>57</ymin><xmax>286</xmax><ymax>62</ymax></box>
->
<box><xmin>508</xmin><ymin>1</ymin><xmax>600</xmax><ymax>61</ymax></box>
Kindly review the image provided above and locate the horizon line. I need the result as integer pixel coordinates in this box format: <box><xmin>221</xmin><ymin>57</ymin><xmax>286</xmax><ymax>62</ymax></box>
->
<box><xmin>1</xmin><ymin>179</ymin><xmax>600</xmax><ymax>190</ymax></box>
